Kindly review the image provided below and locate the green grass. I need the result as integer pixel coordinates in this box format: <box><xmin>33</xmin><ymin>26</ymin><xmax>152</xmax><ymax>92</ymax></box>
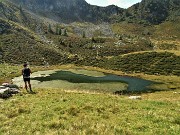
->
<box><xmin>105</xmin><ymin>52</ymin><xmax>180</xmax><ymax>76</ymax></box>
<box><xmin>0</xmin><ymin>64</ymin><xmax>180</xmax><ymax>134</ymax></box>
<box><xmin>0</xmin><ymin>63</ymin><xmax>63</xmax><ymax>84</ymax></box>
<box><xmin>0</xmin><ymin>63</ymin><xmax>20</xmax><ymax>83</ymax></box>
<box><xmin>0</xmin><ymin>18</ymin><xmax>68</xmax><ymax>65</ymax></box>
<box><xmin>0</xmin><ymin>88</ymin><xmax>179</xmax><ymax>135</ymax></box>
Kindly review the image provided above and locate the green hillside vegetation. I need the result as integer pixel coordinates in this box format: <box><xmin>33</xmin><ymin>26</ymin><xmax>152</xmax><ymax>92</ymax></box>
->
<box><xmin>112</xmin><ymin>19</ymin><xmax>180</xmax><ymax>53</ymax></box>
<box><xmin>151</xmin><ymin>18</ymin><xmax>180</xmax><ymax>51</ymax></box>
<box><xmin>0</xmin><ymin>64</ymin><xmax>180</xmax><ymax>135</ymax></box>
<box><xmin>0</xmin><ymin>0</ymin><xmax>38</xmax><ymax>31</ymax></box>
<box><xmin>0</xmin><ymin>19</ymin><xmax>68</xmax><ymax>65</ymax></box>
<box><xmin>0</xmin><ymin>86</ymin><xmax>179</xmax><ymax>134</ymax></box>
<box><xmin>45</xmin><ymin>29</ymin><xmax>154</xmax><ymax>58</ymax></box>
<box><xmin>77</xmin><ymin>52</ymin><xmax>180</xmax><ymax>76</ymax></box>
<box><xmin>0</xmin><ymin>63</ymin><xmax>19</xmax><ymax>84</ymax></box>
<box><xmin>105</xmin><ymin>52</ymin><xmax>180</xmax><ymax>76</ymax></box>
<box><xmin>120</xmin><ymin>0</ymin><xmax>180</xmax><ymax>25</ymax></box>
<box><xmin>111</xmin><ymin>22</ymin><xmax>154</xmax><ymax>36</ymax></box>
<box><xmin>153</xmin><ymin>18</ymin><xmax>180</xmax><ymax>40</ymax></box>
<box><xmin>0</xmin><ymin>1</ymin><xmax>74</xmax><ymax>65</ymax></box>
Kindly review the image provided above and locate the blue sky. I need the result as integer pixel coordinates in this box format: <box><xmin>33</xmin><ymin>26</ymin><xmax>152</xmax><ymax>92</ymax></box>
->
<box><xmin>85</xmin><ymin>0</ymin><xmax>142</xmax><ymax>8</ymax></box>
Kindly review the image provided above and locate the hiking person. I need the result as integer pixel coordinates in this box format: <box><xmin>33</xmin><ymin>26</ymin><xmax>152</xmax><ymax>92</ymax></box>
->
<box><xmin>22</xmin><ymin>63</ymin><xmax>32</xmax><ymax>92</ymax></box>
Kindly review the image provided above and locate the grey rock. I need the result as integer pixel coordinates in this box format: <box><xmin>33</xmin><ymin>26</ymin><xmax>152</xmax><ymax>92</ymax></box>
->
<box><xmin>0</xmin><ymin>86</ymin><xmax>6</xmax><ymax>89</ymax></box>
<box><xmin>2</xmin><ymin>83</ymin><xmax>19</xmax><ymax>89</ymax></box>
<box><xmin>0</xmin><ymin>83</ymin><xmax>20</xmax><ymax>99</ymax></box>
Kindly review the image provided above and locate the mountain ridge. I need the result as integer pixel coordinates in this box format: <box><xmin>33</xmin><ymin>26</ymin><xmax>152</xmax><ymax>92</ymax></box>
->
<box><xmin>8</xmin><ymin>0</ymin><xmax>123</xmax><ymax>23</ymax></box>
<box><xmin>7</xmin><ymin>0</ymin><xmax>180</xmax><ymax>24</ymax></box>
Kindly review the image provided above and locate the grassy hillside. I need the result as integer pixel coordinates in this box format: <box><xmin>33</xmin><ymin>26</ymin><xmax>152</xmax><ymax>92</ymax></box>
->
<box><xmin>0</xmin><ymin>88</ymin><xmax>179</xmax><ymax>134</ymax></box>
<box><xmin>105</xmin><ymin>52</ymin><xmax>180</xmax><ymax>76</ymax></box>
<box><xmin>0</xmin><ymin>1</ymin><xmax>72</xmax><ymax>65</ymax></box>
<box><xmin>152</xmin><ymin>18</ymin><xmax>180</xmax><ymax>51</ymax></box>
<box><xmin>153</xmin><ymin>18</ymin><xmax>180</xmax><ymax>40</ymax></box>
<box><xmin>0</xmin><ymin>19</ymin><xmax>69</xmax><ymax>65</ymax></box>
<box><xmin>0</xmin><ymin>0</ymin><xmax>38</xmax><ymax>31</ymax></box>
<box><xmin>111</xmin><ymin>23</ymin><xmax>154</xmax><ymax>36</ymax></box>
<box><xmin>77</xmin><ymin>52</ymin><xmax>180</xmax><ymax>76</ymax></box>
<box><xmin>0</xmin><ymin>63</ymin><xmax>179</xmax><ymax>134</ymax></box>
<box><xmin>112</xmin><ymin>18</ymin><xmax>180</xmax><ymax>52</ymax></box>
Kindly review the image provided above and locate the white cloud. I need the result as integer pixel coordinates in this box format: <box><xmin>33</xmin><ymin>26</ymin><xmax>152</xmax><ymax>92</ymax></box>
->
<box><xmin>107</xmin><ymin>0</ymin><xmax>141</xmax><ymax>8</ymax></box>
<box><xmin>85</xmin><ymin>0</ymin><xmax>142</xmax><ymax>8</ymax></box>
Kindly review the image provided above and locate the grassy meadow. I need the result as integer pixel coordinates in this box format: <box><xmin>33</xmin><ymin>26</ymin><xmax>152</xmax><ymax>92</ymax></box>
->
<box><xmin>0</xmin><ymin>64</ymin><xmax>180</xmax><ymax>134</ymax></box>
<box><xmin>0</xmin><ymin>88</ymin><xmax>180</xmax><ymax>135</ymax></box>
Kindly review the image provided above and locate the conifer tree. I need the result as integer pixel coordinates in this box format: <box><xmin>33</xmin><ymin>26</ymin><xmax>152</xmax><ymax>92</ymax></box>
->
<box><xmin>82</xmin><ymin>31</ymin><xmax>86</xmax><ymax>38</ymax></box>
<box><xmin>48</xmin><ymin>24</ymin><xmax>52</xmax><ymax>33</ymax></box>
<box><xmin>58</xmin><ymin>28</ymin><xmax>62</xmax><ymax>35</ymax></box>
<box><xmin>64</xmin><ymin>29</ymin><xmax>68</xmax><ymax>36</ymax></box>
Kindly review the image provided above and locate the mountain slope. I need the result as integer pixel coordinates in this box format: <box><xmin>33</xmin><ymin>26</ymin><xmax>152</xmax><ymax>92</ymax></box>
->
<box><xmin>122</xmin><ymin>0</ymin><xmax>180</xmax><ymax>24</ymax></box>
<box><xmin>0</xmin><ymin>18</ymin><xmax>68</xmax><ymax>65</ymax></box>
<box><xmin>0</xmin><ymin>1</ymin><xmax>69</xmax><ymax>65</ymax></box>
<box><xmin>8</xmin><ymin>0</ymin><xmax>180</xmax><ymax>25</ymax></box>
<box><xmin>8</xmin><ymin>0</ymin><xmax>124</xmax><ymax>23</ymax></box>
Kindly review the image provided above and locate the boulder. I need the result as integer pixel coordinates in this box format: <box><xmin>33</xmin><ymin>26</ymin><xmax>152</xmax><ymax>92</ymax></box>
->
<box><xmin>2</xmin><ymin>83</ymin><xmax>9</xmax><ymax>86</ymax></box>
<box><xmin>0</xmin><ymin>87</ymin><xmax>9</xmax><ymax>94</ymax></box>
<box><xmin>0</xmin><ymin>87</ymin><xmax>12</xmax><ymax>99</ymax></box>
<box><xmin>2</xmin><ymin>83</ymin><xmax>19</xmax><ymax>89</ymax></box>
<box><xmin>0</xmin><ymin>83</ymin><xmax>20</xmax><ymax>99</ymax></box>
<box><xmin>0</xmin><ymin>86</ymin><xmax>6</xmax><ymax>89</ymax></box>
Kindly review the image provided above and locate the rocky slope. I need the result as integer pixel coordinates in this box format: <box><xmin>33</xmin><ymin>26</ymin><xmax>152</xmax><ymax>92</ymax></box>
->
<box><xmin>8</xmin><ymin>0</ymin><xmax>180</xmax><ymax>25</ymax></box>
<box><xmin>8</xmin><ymin>0</ymin><xmax>123</xmax><ymax>23</ymax></box>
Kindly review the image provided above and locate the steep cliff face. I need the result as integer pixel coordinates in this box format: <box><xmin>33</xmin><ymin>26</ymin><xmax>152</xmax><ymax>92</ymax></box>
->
<box><xmin>8</xmin><ymin>0</ymin><xmax>123</xmax><ymax>23</ymax></box>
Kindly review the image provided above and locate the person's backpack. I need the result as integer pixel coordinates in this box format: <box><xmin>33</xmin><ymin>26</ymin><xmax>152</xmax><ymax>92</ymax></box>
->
<box><xmin>23</xmin><ymin>68</ymin><xmax>30</xmax><ymax>77</ymax></box>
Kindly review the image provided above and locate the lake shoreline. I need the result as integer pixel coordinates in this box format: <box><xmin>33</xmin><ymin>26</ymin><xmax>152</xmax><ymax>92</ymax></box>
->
<box><xmin>13</xmin><ymin>68</ymin><xmax>158</xmax><ymax>93</ymax></box>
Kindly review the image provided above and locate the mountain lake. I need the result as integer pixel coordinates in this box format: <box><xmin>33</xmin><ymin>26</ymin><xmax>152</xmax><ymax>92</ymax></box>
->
<box><xmin>13</xmin><ymin>69</ymin><xmax>156</xmax><ymax>93</ymax></box>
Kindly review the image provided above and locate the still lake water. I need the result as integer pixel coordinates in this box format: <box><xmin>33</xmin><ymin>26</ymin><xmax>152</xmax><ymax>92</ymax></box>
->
<box><xmin>30</xmin><ymin>69</ymin><xmax>154</xmax><ymax>92</ymax></box>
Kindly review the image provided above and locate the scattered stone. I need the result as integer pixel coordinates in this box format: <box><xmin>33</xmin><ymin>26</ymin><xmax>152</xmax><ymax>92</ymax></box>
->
<box><xmin>0</xmin><ymin>83</ymin><xmax>20</xmax><ymax>99</ymax></box>
<box><xmin>0</xmin><ymin>86</ymin><xmax>6</xmax><ymax>89</ymax></box>
<box><xmin>0</xmin><ymin>87</ymin><xmax>9</xmax><ymax>93</ymax></box>
<box><xmin>2</xmin><ymin>83</ymin><xmax>9</xmax><ymax>86</ymax></box>
<box><xmin>2</xmin><ymin>83</ymin><xmax>19</xmax><ymax>89</ymax></box>
<box><xmin>129</xmin><ymin>96</ymin><xmax>142</xmax><ymax>100</ymax></box>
